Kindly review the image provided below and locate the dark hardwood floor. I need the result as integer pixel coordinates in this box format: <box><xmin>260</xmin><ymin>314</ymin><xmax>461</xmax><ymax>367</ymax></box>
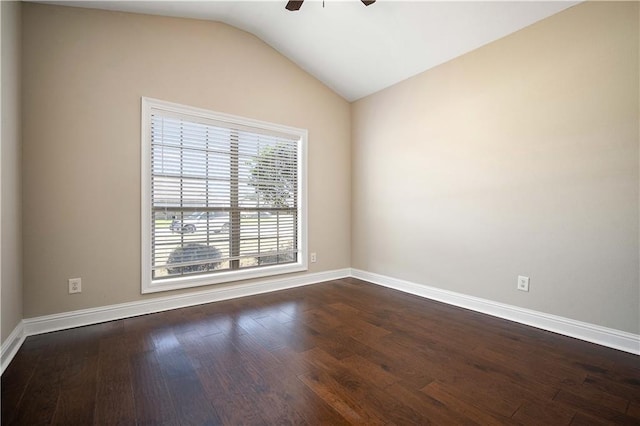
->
<box><xmin>2</xmin><ymin>278</ymin><xmax>639</xmax><ymax>425</ymax></box>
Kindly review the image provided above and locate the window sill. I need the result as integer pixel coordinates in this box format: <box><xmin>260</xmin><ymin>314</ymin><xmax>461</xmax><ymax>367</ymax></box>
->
<box><xmin>142</xmin><ymin>261</ymin><xmax>308</xmax><ymax>294</ymax></box>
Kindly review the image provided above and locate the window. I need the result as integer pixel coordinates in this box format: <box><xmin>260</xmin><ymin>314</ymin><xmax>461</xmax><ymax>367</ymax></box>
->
<box><xmin>141</xmin><ymin>98</ymin><xmax>307</xmax><ymax>293</ymax></box>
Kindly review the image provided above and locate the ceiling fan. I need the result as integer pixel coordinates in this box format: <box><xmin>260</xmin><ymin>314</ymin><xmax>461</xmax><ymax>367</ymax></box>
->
<box><xmin>286</xmin><ymin>0</ymin><xmax>375</xmax><ymax>11</ymax></box>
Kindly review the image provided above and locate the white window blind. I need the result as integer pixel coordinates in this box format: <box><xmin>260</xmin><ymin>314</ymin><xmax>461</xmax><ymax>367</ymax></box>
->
<box><xmin>142</xmin><ymin>98</ymin><xmax>307</xmax><ymax>293</ymax></box>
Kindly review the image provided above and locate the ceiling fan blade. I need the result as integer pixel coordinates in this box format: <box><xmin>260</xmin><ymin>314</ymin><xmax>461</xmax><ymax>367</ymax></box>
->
<box><xmin>286</xmin><ymin>1</ymin><xmax>304</xmax><ymax>11</ymax></box>
<box><xmin>361</xmin><ymin>0</ymin><xmax>376</xmax><ymax>5</ymax></box>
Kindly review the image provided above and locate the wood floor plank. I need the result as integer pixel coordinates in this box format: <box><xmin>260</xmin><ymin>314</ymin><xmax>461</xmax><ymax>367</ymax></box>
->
<box><xmin>422</xmin><ymin>378</ymin><xmax>521</xmax><ymax>418</ymax></box>
<box><xmin>164</xmin><ymin>373</ymin><xmax>223</xmax><ymax>425</ymax></box>
<box><xmin>10</xmin><ymin>350</ymin><xmax>69</xmax><ymax>425</ymax></box>
<box><xmin>554</xmin><ymin>388</ymin><xmax>637</xmax><ymax>424</ymax></box>
<box><xmin>472</xmin><ymin>345</ymin><xmax>588</xmax><ymax>387</ymax></box>
<box><xmin>338</xmin><ymin>353</ymin><xmax>399</xmax><ymax>389</ymax></box>
<box><xmin>626</xmin><ymin>401</ymin><xmax>640</xmax><ymax>419</ymax></box>
<box><xmin>570</xmin><ymin>411</ymin><xmax>616</xmax><ymax>425</ymax></box>
<box><xmin>0</xmin><ymin>345</ymin><xmax>42</xmax><ymax>423</ymax></box>
<box><xmin>304</xmin><ymin>347</ymin><xmax>448</xmax><ymax>425</ymax></box>
<box><xmin>388</xmin><ymin>327</ymin><xmax>562</xmax><ymax>400</ymax></box>
<box><xmin>302</xmin><ymin>307</ymin><xmax>345</xmax><ymax>330</ymax></box>
<box><xmin>558</xmin><ymin>382</ymin><xmax>630</xmax><ymax>413</ymax></box>
<box><xmin>157</xmin><ymin>345</ymin><xmax>223</xmax><ymax>425</ymax></box>
<box><xmin>510</xmin><ymin>399</ymin><xmax>575</xmax><ymax>425</ymax></box>
<box><xmin>50</xmin><ymin>353</ymin><xmax>99</xmax><ymax>425</ymax></box>
<box><xmin>345</xmin><ymin>333</ymin><xmax>436</xmax><ymax>389</ymax></box>
<box><xmin>93</xmin><ymin>336</ymin><xmax>137</xmax><ymax>425</ymax></box>
<box><xmin>422</xmin><ymin>381</ymin><xmax>514</xmax><ymax>425</ymax></box>
<box><xmin>298</xmin><ymin>370</ymin><xmax>387</xmax><ymax>425</ymax></box>
<box><xmin>386</xmin><ymin>380</ymin><xmax>488</xmax><ymax>425</ymax></box>
<box><xmin>197</xmin><ymin>363</ymin><xmax>267</xmax><ymax>425</ymax></box>
<box><xmin>228</xmin><ymin>362</ymin><xmax>309</xmax><ymax>424</ymax></box>
<box><xmin>258</xmin><ymin>361</ymin><xmax>351</xmax><ymax>425</ymax></box>
<box><xmin>581</xmin><ymin>372</ymin><xmax>640</xmax><ymax>404</ymax></box>
<box><xmin>228</xmin><ymin>330</ymin><xmax>290</xmax><ymax>373</ymax></box>
<box><xmin>129</xmin><ymin>351</ymin><xmax>180</xmax><ymax>425</ymax></box>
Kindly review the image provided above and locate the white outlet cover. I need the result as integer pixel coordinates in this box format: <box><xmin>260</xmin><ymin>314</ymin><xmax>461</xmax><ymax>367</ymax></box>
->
<box><xmin>517</xmin><ymin>275</ymin><xmax>530</xmax><ymax>292</ymax></box>
<box><xmin>69</xmin><ymin>278</ymin><xmax>82</xmax><ymax>294</ymax></box>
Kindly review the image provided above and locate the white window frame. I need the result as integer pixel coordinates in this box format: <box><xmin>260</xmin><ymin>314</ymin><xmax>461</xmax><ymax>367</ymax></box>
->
<box><xmin>141</xmin><ymin>97</ymin><xmax>308</xmax><ymax>294</ymax></box>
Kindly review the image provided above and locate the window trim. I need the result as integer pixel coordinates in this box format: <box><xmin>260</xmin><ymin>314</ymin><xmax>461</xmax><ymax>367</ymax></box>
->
<box><xmin>141</xmin><ymin>97</ymin><xmax>308</xmax><ymax>294</ymax></box>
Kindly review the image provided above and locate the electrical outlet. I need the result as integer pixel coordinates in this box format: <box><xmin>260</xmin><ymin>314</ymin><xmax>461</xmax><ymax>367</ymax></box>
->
<box><xmin>517</xmin><ymin>275</ymin><xmax>529</xmax><ymax>292</ymax></box>
<box><xmin>69</xmin><ymin>278</ymin><xmax>82</xmax><ymax>294</ymax></box>
<box><xmin>310</xmin><ymin>252</ymin><xmax>317</xmax><ymax>263</ymax></box>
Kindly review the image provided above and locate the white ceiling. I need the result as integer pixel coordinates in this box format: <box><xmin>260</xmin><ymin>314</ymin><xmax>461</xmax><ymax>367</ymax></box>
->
<box><xmin>40</xmin><ymin>0</ymin><xmax>579</xmax><ymax>101</ymax></box>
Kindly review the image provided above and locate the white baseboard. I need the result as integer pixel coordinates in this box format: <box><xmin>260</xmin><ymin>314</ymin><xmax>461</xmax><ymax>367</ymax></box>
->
<box><xmin>351</xmin><ymin>268</ymin><xmax>640</xmax><ymax>355</ymax></box>
<box><xmin>1</xmin><ymin>321</ymin><xmax>26</xmax><ymax>375</ymax></box>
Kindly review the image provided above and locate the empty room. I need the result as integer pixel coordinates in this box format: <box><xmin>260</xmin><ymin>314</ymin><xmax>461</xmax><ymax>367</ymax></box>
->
<box><xmin>1</xmin><ymin>0</ymin><xmax>639</xmax><ymax>424</ymax></box>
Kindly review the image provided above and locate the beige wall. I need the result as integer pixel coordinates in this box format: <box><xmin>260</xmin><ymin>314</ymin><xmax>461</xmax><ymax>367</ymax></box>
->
<box><xmin>21</xmin><ymin>3</ymin><xmax>351</xmax><ymax>317</ymax></box>
<box><xmin>352</xmin><ymin>1</ymin><xmax>639</xmax><ymax>333</ymax></box>
<box><xmin>1</xmin><ymin>1</ymin><xmax>23</xmax><ymax>344</ymax></box>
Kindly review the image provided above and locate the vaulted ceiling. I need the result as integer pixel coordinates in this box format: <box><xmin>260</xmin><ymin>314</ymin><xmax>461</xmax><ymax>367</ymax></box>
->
<box><xmin>41</xmin><ymin>1</ymin><xmax>580</xmax><ymax>101</ymax></box>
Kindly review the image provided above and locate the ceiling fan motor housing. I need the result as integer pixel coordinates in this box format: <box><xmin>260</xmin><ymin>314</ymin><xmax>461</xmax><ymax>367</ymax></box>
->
<box><xmin>286</xmin><ymin>0</ymin><xmax>376</xmax><ymax>11</ymax></box>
